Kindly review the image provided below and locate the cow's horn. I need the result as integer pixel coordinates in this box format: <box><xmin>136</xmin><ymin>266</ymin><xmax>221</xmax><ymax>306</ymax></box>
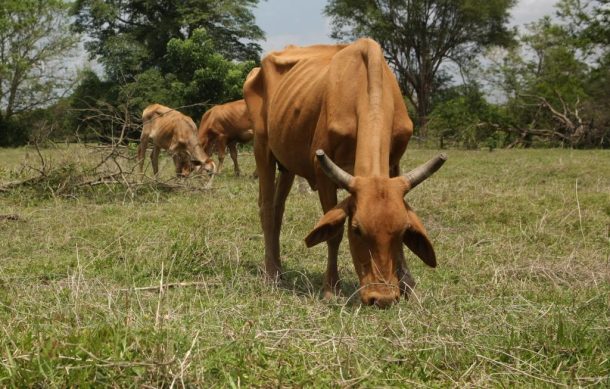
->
<box><xmin>403</xmin><ymin>154</ymin><xmax>447</xmax><ymax>192</ymax></box>
<box><xmin>316</xmin><ymin>150</ymin><xmax>354</xmax><ymax>190</ymax></box>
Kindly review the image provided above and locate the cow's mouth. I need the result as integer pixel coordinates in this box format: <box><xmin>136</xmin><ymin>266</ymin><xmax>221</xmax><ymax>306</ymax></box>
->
<box><xmin>360</xmin><ymin>284</ymin><xmax>400</xmax><ymax>309</ymax></box>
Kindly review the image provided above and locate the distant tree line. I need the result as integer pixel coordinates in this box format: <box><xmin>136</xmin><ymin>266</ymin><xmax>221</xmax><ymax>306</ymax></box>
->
<box><xmin>0</xmin><ymin>0</ymin><xmax>608</xmax><ymax>148</ymax></box>
<box><xmin>1</xmin><ymin>0</ymin><xmax>262</xmax><ymax>145</ymax></box>
<box><xmin>326</xmin><ymin>0</ymin><xmax>610</xmax><ymax>148</ymax></box>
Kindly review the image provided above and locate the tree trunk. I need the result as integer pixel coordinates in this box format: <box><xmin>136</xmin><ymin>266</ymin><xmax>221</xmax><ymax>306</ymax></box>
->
<box><xmin>414</xmin><ymin>82</ymin><xmax>431</xmax><ymax>137</ymax></box>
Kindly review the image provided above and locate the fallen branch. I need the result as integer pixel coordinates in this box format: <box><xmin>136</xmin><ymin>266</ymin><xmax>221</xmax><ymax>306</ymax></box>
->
<box><xmin>0</xmin><ymin>176</ymin><xmax>46</xmax><ymax>192</ymax></box>
<box><xmin>118</xmin><ymin>281</ymin><xmax>215</xmax><ymax>292</ymax></box>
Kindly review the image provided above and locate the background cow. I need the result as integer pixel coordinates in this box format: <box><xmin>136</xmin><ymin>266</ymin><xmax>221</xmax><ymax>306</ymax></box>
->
<box><xmin>138</xmin><ymin>104</ymin><xmax>215</xmax><ymax>177</ymax></box>
<box><xmin>198</xmin><ymin>100</ymin><xmax>254</xmax><ymax>176</ymax></box>
<box><xmin>244</xmin><ymin>39</ymin><xmax>446</xmax><ymax>308</ymax></box>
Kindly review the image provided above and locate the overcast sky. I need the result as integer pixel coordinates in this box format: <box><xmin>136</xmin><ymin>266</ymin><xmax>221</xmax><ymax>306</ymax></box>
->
<box><xmin>254</xmin><ymin>0</ymin><xmax>560</xmax><ymax>54</ymax></box>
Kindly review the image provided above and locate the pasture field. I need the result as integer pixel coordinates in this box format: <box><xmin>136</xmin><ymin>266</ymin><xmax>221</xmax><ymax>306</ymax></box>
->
<box><xmin>0</xmin><ymin>145</ymin><xmax>608</xmax><ymax>387</ymax></box>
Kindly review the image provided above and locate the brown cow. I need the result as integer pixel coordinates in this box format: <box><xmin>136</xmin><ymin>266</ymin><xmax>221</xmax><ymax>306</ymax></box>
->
<box><xmin>243</xmin><ymin>39</ymin><xmax>446</xmax><ymax>308</ymax></box>
<box><xmin>198</xmin><ymin>100</ymin><xmax>253</xmax><ymax>176</ymax></box>
<box><xmin>137</xmin><ymin>104</ymin><xmax>215</xmax><ymax>177</ymax></box>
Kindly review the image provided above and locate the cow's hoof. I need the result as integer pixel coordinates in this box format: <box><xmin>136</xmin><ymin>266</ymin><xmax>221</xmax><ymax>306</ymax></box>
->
<box><xmin>322</xmin><ymin>285</ymin><xmax>341</xmax><ymax>301</ymax></box>
<box><xmin>264</xmin><ymin>268</ymin><xmax>282</xmax><ymax>283</ymax></box>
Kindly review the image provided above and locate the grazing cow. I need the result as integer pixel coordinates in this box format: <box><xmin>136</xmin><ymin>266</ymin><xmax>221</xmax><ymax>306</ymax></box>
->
<box><xmin>137</xmin><ymin>104</ymin><xmax>215</xmax><ymax>177</ymax></box>
<box><xmin>198</xmin><ymin>100</ymin><xmax>254</xmax><ymax>176</ymax></box>
<box><xmin>243</xmin><ymin>39</ymin><xmax>446</xmax><ymax>308</ymax></box>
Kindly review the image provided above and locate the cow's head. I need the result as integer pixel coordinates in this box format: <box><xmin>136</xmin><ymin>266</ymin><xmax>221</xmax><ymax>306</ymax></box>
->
<box><xmin>188</xmin><ymin>142</ymin><xmax>216</xmax><ymax>176</ymax></box>
<box><xmin>190</xmin><ymin>158</ymin><xmax>216</xmax><ymax>176</ymax></box>
<box><xmin>305</xmin><ymin>150</ymin><xmax>446</xmax><ymax>308</ymax></box>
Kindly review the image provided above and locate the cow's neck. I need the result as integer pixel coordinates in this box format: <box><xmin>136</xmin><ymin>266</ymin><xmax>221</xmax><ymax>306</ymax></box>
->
<box><xmin>353</xmin><ymin>115</ymin><xmax>391</xmax><ymax>177</ymax></box>
<box><xmin>353</xmin><ymin>49</ymin><xmax>391</xmax><ymax>178</ymax></box>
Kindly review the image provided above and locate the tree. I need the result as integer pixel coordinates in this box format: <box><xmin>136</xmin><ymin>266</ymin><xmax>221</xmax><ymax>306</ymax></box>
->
<box><xmin>324</xmin><ymin>0</ymin><xmax>516</xmax><ymax>133</ymax></box>
<box><xmin>0</xmin><ymin>0</ymin><xmax>79</xmax><ymax>121</ymax></box>
<box><xmin>120</xmin><ymin>28</ymin><xmax>256</xmax><ymax>119</ymax></box>
<box><xmin>67</xmin><ymin>29</ymin><xmax>255</xmax><ymax>142</ymax></box>
<box><xmin>71</xmin><ymin>0</ymin><xmax>264</xmax><ymax>82</ymax></box>
<box><xmin>482</xmin><ymin>16</ymin><xmax>607</xmax><ymax>147</ymax></box>
<box><xmin>557</xmin><ymin>0</ymin><xmax>610</xmax><ymax>146</ymax></box>
<box><xmin>557</xmin><ymin>0</ymin><xmax>610</xmax><ymax>52</ymax></box>
<box><xmin>429</xmin><ymin>82</ymin><xmax>508</xmax><ymax>149</ymax></box>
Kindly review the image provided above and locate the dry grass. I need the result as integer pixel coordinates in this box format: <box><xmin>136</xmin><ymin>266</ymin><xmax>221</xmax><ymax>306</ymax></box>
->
<box><xmin>0</xmin><ymin>145</ymin><xmax>608</xmax><ymax>387</ymax></box>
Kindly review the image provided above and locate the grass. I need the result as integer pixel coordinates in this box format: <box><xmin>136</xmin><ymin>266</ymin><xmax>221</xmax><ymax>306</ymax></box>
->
<box><xmin>0</xmin><ymin>145</ymin><xmax>608</xmax><ymax>387</ymax></box>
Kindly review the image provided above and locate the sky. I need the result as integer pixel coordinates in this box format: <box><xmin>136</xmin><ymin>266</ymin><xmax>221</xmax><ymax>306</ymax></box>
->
<box><xmin>253</xmin><ymin>0</ymin><xmax>559</xmax><ymax>55</ymax></box>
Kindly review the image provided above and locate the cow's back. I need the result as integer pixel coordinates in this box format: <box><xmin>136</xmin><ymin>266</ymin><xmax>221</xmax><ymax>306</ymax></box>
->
<box><xmin>244</xmin><ymin>39</ymin><xmax>412</xmax><ymax>183</ymax></box>
<box><xmin>215</xmin><ymin>100</ymin><xmax>251</xmax><ymax>138</ymax></box>
<box><xmin>143</xmin><ymin>104</ymin><xmax>197</xmax><ymax>148</ymax></box>
<box><xmin>244</xmin><ymin>45</ymin><xmax>345</xmax><ymax>179</ymax></box>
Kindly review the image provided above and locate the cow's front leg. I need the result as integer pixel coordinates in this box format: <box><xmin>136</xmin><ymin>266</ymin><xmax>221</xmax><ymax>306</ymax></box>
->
<box><xmin>389</xmin><ymin>163</ymin><xmax>415</xmax><ymax>298</ymax></box>
<box><xmin>151</xmin><ymin>146</ymin><xmax>161</xmax><ymax>176</ymax></box>
<box><xmin>317</xmin><ymin>181</ymin><xmax>342</xmax><ymax>299</ymax></box>
<box><xmin>172</xmin><ymin>154</ymin><xmax>183</xmax><ymax>177</ymax></box>
<box><xmin>255</xmin><ymin>141</ymin><xmax>282</xmax><ymax>279</ymax></box>
<box><xmin>396</xmin><ymin>250</ymin><xmax>416</xmax><ymax>299</ymax></box>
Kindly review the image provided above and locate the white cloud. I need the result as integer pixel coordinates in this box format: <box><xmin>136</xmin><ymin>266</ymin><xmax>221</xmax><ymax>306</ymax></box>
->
<box><xmin>511</xmin><ymin>0</ymin><xmax>558</xmax><ymax>27</ymax></box>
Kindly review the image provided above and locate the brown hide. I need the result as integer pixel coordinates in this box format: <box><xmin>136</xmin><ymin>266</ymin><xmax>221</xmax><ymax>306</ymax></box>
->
<box><xmin>197</xmin><ymin>100</ymin><xmax>253</xmax><ymax>175</ymax></box>
<box><xmin>244</xmin><ymin>39</ymin><xmax>444</xmax><ymax>308</ymax></box>
<box><xmin>137</xmin><ymin>104</ymin><xmax>215</xmax><ymax>177</ymax></box>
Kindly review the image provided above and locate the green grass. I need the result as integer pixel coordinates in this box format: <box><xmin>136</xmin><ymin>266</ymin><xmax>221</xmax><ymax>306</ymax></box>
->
<box><xmin>0</xmin><ymin>145</ymin><xmax>609</xmax><ymax>387</ymax></box>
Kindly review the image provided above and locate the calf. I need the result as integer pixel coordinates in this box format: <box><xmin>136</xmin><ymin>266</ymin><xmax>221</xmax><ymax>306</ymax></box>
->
<box><xmin>137</xmin><ymin>104</ymin><xmax>215</xmax><ymax>177</ymax></box>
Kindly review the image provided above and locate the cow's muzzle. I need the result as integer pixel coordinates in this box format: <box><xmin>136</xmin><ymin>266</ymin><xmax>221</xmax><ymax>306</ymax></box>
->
<box><xmin>192</xmin><ymin>160</ymin><xmax>216</xmax><ymax>175</ymax></box>
<box><xmin>360</xmin><ymin>288</ymin><xmax>400</xmax><ymax>309</ymax></box>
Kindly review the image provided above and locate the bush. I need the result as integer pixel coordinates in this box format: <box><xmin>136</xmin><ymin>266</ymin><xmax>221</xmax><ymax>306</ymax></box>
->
<box><xmin>0</xmin><ymin>116</ymin><xmax>30</xmax><ymax>147</ymax></box>
<box><xmin>428</xmin><ymin>84</ymin><xmax>512</xmax><ymax>149</ymax></box>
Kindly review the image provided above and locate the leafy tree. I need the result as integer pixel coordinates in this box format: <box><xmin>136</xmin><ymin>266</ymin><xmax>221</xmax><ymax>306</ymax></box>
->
<box><xmin>482</xmin><ymin>16</ymin><xmax>607</xmax><ymax>147</ymax></box>
<box><xmin>120</xmin><ymin>29</ymin><xmax>255</xmax><ymax>119</ymax></box>
<box><xmin>324</xmin><ymin>0</ymin><xmax>516</xmax><ymax>132</ymax></box>
<box><xmin>68</xmin><ymin>29</ymin><xmax>255</xmax><ymax>142</ymax></box>
<box><xmin>557</xmin><ymin>0</ymin><xmax>610</xmax><ymax>52</ymax></box>
<box><xmin>0</xmin><ymin>0</ymin><xmax>79</xmax><ymax>145</ymax></box>
<box><xmin>429</xmin><ymin>83</ymin><xmax>509</xmax><ymax>149</ymax></box>
<box><xmin>71</xmin><ymin>0</ymin><xmax>264</xmax><ymax>81</ymax></box>
<box><xmin>557</xmin><ymin>0</ymin><xmax>610</xmax><ymax>146</ymax></box>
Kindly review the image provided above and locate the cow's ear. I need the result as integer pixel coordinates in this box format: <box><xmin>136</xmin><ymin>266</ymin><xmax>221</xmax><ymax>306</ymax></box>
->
<box><xmin>304</xmin><ymin>199</ymin><xmax>350</xmax><ymax>248</ymax></box>
<box><xmin>403</xmin><ymin>206</ymin><xmax>437</xmax><ymax>267</ymax></box>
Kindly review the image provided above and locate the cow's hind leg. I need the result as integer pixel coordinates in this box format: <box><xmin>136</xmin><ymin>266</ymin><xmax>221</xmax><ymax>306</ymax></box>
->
<box><xmin>228</xmin><ymin>142</ymin><xmax>240</xmax><ymax>176</ymax></box>
<box><xmin>216</xmin><ymin>136</ymin><xmax>227</xmax><ymax>174</ymax></box>
<box><xmin>137</xmin><ymin>131</ymin><xmax>150</xmax><ymax>173</ymax></box>
<box><xmin>273</xmin><ymin>169</ymin><xmax>295</xmax><ymax>267</ymax></box>
<box><xmin>318</xmin><ymin>181</ymin><xmax>343</xmax><ymax>300</ymax></box>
